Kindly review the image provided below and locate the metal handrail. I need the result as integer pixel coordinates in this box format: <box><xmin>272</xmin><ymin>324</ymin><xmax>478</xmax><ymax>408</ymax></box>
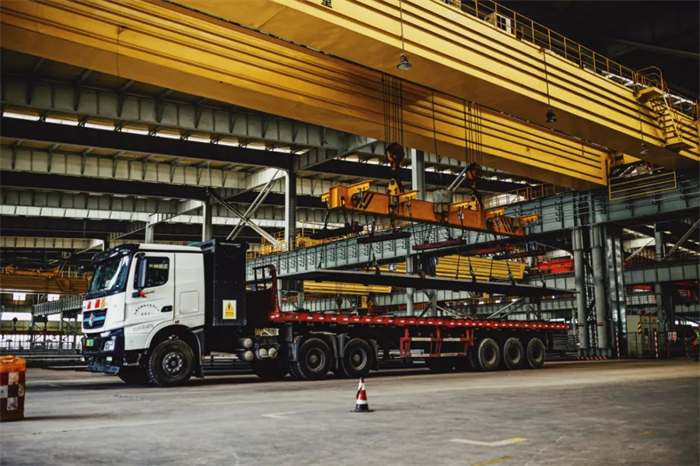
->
<box><xmin>441</xmin><ymin>0</ymin><xmax>698</xmax><ymax>120</ymax></box>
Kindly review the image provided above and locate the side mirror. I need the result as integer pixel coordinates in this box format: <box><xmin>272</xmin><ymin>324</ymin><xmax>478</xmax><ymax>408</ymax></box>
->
<box><xmin>135</xmin><ymin>254</ymin><xmax>147</xmax><ymax>290</ymax></box>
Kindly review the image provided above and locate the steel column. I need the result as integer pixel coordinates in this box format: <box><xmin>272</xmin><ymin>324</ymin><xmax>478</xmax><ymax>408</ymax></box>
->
<box><xmin>202</xmin><ymin>200</ymin><xmax>213</xmax><ymax>241</ymax></box>
<box><xmin>572</xmin><ymin>227</ymin><xmax>589</xmax><ymax>356</ymax></box>
<box><xmin>405</xmin><ymin>256</ymin><xmax>415</xmax><ymax>316</ymax></box>
<box><xmin>606</xmin><ymin>226</ymin><xmax>628</xmax><ymax>357</ymax></box>
<box><xmin>285</xmin><ymin>170</ymin><xmax>297</xmax><ymax>249</ymax></box>
<box><xmin>654</xmin><ymin>228</ymin><xmax>667</xmax><ymax>260</ymax></box>
<box><xmin>411</xmin><ymin>149</ymin><xmax>426</xmax><ymax>200</ymax></box>
<box><xmin>654</xmin><ymin>227</ymin><xmax>669</xmax><ymax>332</ymax></box>
<box><xmin>144</xmin><ymin>223</ymin><xmax>155</xmax><ymax>243</ymax></box>
<box><xmin>591</xmin><ymin>225</ymin><xmax>610</xmax><ymax>356</ymax></box>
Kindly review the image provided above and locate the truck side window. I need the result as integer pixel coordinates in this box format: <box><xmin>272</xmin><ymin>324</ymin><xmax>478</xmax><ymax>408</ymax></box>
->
<box><xmin>138</xmin><ymin>257</ymin><xmax>169</xmax><ymax>288</ymax></box>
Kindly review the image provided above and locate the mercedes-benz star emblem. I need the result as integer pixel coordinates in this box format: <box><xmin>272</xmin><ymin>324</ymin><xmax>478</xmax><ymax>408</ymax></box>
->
<box><xmin>88</xmin><ymin>313</ymin><xmax>94</xmax><ymax>327</ymax></box>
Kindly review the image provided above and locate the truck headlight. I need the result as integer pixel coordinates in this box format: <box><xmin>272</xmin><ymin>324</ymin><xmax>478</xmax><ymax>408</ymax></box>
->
<box><xmin>103</xmin><ymin>340</ymin><xmax>116</xmax><ymax>352</ymax></box>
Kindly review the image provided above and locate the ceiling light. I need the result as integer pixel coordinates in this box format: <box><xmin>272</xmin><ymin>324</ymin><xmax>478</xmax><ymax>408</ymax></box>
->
<box><xmin>397</xmin><ymin>53</ymin><xmax>412</xmax><ymax>71</ymax></box>
<box><xmin>546</xmin><ymin>108</ymin><xmax>557</xmax><ymax>123</ymax></box>
<box><xmin>640</xmin><ymin>142</ymin><xmax>649</xmax><ymax>156</ymax></box>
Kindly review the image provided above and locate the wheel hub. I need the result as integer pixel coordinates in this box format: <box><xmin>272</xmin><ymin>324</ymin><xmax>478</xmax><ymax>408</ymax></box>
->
<box><xmin>162</xmin><ymin>351</ymin><xmax>184</xmax><ymax>375</ymax></box>
<box><xmin>307</xmin><ymin>350</ymin><xmax>324</xmax><ymax>370</ymax></box>
<box><xmin>350</xmin><ymin>350</ymin><xmax>367</xmax><ymax>369</ymax></box>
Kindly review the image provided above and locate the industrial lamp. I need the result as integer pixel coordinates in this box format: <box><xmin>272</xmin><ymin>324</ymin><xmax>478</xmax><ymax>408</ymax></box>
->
<box><xmin>542</xmin><ymin>49</ymin><xmax>556</xmax><ymax>124</ymax></box>
<box><xmin>396</xmin><ymin>0</ymin><xmax>412</xmax><ymax>71</ymax></box>
<box><xmin>397</xmin><ymin>53</ymin><xmax>412</xmax><ymax>71</ymax></box>
<box><xmin>640</xmin><ymin>142</ymin><xmax>649</xmax><ymax>156</ymax></box>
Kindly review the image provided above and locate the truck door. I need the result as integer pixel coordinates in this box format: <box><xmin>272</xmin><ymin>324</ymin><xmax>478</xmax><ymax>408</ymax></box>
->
<box><xmin>125</xmin><ymin>252</ymin><xmax>176</xmax><ymax>332</ymax></box>
<box><xmin>174</xmin><ymin>252</ymin><xmax>205</xmax><ymax>328</ymax></box>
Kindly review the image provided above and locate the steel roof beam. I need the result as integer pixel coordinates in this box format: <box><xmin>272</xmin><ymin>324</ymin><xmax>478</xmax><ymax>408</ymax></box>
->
<box><xmin>0</xmin><ymin>117</ymin><xmax>292</xmax><ymax>169</ymax></box>
<box><xmin>3</xmin><ymin>74</ymin><xmax>533</xmax><ymax>185</ymax></box>
<box><xmin>0</xmin><ymin>188</ymin><xmax>343</xmax><ymax>226</ymax></box>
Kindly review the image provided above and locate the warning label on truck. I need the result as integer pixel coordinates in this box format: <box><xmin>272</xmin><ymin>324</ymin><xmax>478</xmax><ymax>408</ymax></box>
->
<box><xmin>222</xmin><ymin>300</ymin><xmax>237</xmax><ymax>320</ymax></box>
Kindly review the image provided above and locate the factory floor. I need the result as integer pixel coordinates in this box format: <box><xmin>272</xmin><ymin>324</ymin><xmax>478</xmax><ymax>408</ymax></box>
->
<box><xmin>1</xmin><ymin>360</ymin><xmax>698</xmax><ymax>466</ymax></box>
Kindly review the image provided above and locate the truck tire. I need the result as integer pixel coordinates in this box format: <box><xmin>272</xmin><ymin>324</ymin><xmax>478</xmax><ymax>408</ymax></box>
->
<box><xmin>147</xmin><ymin>339</ymin><xmax>194</xmax><ymax>387</ymax></box>
<box><xmin>251</xmin><ymin>359</ymin><xmax>288</xmax><ymax>381</ymax></box>
<box><xmin>526</xmin><ymin>338</ymin><xmax>546</xmax><ymax>369</ymax></box>
<box><xmin>501</xmin><ymin>338</ymin><xmax>525</xmax><ymax>370</ymax></box>
<box><xmin>287</xmin><ymin>360</ymin><xmax>304</xmax><ymax>380</ymax></box>
<box><xmin>472</xmin><ymin>338</ymin><xmax>500</xmax><ymax>371</ymax></box>
<box><xmin>118</xmin><ymin>366</ymin><xmax>151</xmax><ymax>385</ymax></box>
<box><xmin>425</xmin><ymin>358</ymin><xmax>454</xmax><ymax>373</ymax></box>
<box><xmin>339</xmin><ymin>338</ymin><xmax>373</xmax><ymax>378</ymax></box>
<box><xmin>290</xmin><ymin>338</ymin><xmax>331</xmax><ymax>380</ymax></box>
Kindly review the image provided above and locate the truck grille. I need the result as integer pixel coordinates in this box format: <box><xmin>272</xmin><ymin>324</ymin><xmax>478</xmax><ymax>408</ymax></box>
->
<box><xmin>83</xmin><ymin>309</ymin><xmax>107</xmax><ymax>330</ymax></box>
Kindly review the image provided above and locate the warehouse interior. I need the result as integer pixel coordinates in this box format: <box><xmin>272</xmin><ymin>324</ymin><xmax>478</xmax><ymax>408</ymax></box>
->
<box><xmin>0</xmin><ymin>1</ymin><xmax>698</xmax><ymax>465</ymax></box>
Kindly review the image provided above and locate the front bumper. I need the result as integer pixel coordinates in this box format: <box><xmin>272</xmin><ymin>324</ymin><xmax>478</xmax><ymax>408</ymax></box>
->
<box><xmin>82</xmin><ymin>329</ymin><xmax>125</xmax><ymax>373</ymax></box>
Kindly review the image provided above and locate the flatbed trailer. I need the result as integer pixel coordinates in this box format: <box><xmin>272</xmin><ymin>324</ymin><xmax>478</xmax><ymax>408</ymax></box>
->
<box><xmin>80</xmin><ymin>240</ymin><xmax>569</xmax><ymax>386</ymax></box>
<box><xmin>265</xmin><ymin>307</ymin><xmax>568</xmax><ymax>378</ymax></box>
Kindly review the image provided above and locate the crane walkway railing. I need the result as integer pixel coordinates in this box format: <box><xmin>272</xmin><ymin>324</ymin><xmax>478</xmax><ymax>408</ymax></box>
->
<box><xmin>443</xmin><ymin>0</ymin><xmax>698</xmax><ymax>119</ymax></box>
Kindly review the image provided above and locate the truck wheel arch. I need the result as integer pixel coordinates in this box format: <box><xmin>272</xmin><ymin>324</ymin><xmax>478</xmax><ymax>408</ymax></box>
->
<box><xmin>146</xmin><ymin>324</ymin><xmax>202</xmax><ymax>373</ymax></box>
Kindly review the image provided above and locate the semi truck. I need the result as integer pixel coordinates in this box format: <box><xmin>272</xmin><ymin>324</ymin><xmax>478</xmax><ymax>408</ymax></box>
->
<box><xmin>81</xmin><ymin>240</ymin><xmax>568</xmax><ymax>386</ymax></box>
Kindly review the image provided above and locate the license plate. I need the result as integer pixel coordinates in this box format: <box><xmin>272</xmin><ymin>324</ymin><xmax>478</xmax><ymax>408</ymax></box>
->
<box><xmin>86</xmin><ymin>339</ymin><xmax>94</xmax><ymax>347</ymax></box>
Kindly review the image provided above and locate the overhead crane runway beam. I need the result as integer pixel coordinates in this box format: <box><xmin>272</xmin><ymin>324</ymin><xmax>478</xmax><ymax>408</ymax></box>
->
<box><xmin>177</xmin><ymin>0</ymin><xmax>699</xmax><ymax>170</ymax></box>
<box><xmin>0</xmin><ymin>0</ymin><xmax>610</xmax><ymax>189</ymax></box>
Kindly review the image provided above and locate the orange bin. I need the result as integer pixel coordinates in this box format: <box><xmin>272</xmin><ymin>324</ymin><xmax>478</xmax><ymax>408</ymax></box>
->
<box><xmin>0</xmin><ymin>356</ymin><xmax>26</xmax><ymax>421</ymax></box>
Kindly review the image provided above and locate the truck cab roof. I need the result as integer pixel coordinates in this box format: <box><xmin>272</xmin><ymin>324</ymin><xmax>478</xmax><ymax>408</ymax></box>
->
<box><xmin>137</xmin><ymin>244</ymin><xmax>203</xmax><ymax>253</ymax></box>
<box><xmin>92</xmin><ymin>243</ymin><xmax>203</xmax><ymax>263</ymax></box>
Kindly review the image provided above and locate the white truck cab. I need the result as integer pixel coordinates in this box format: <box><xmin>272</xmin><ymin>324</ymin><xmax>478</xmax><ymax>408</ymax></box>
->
<box><xmin>81</xmin><ymin>241</ymin><xmax>255</xmax><ymax>386</ymax></box>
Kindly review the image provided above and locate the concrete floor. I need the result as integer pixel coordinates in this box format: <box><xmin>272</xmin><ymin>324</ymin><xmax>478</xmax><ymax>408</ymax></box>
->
<box><xmin>0</xmin><ymin>360</ymin><xmax>698</xmax><ymax>466</ymax></box>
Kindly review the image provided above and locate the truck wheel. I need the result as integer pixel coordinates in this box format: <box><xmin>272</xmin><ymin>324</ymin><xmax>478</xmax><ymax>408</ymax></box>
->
<box><xmin>472</xmin><ymin>338</ymin><xmax>500</xmax><ymax>371</ymax></box>
<box><xmin>526</xmin><ymin>338</ymin><xmax>546</xmax><ymax>369</ymax></box>
<box><xmin>287</xmin><ymin>360</ymin><xmax>304</xmax><ymax>380</ymax></box>
<box><xmin>340</xmin><ymin>338</ymin><xmax>373</xmax><ymax>378</ymax></box>
<box><xmin>291</xmin><ymin>338</ymin><xmax>331</xmax><ymax>380</ymax></box>
<box><xmin>501</xmin><ymin>338</ymin><xmax>525</xmax><ymax>370</ymax></box>
<box><xmin>118</xmin><ymin>366</ymin><xmax>151</xmax><ymax>385</ymax></box>
<box><xmin>147</xmin><ymin>339</ymin><xmax>194</xmax><ymax>387</ymax></box>
<box><xmin>251</xmin><ymin>359</ymin><xmax>288</xmax><ymax>381</ymax></box>
<box><xmin>426</xmin><ymin>358</ymin><xmax>454</xmax><ymax>373</ymax></box>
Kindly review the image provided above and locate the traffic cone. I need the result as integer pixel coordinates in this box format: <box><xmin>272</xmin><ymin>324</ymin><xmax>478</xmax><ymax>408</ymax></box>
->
<box><xmin>352</xmin><ymin>377</ymin><xmax>373</xmax><ymax>413</ymax></box>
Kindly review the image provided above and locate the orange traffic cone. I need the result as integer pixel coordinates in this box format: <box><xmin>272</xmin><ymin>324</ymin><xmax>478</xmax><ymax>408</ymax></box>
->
<box><xmin>352</xmin><ymin>377</ymin><xmax>373</xmax><ymax>413</ymax></box>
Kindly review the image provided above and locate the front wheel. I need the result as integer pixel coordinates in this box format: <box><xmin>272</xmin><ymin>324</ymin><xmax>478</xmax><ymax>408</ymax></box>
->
<box><xmin>147</xmin><ymin>339</ymin><xmax>194</xmax><ymax>387</ymax></box>
<box><xmin>118</xmin><ymin>366</ymin><xmax>151</xmax><ymax>385</ymax></box>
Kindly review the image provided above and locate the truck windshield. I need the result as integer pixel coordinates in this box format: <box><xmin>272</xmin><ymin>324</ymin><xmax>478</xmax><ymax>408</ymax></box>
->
<box><xmin>88</xmin><ymin>253</ymin><xmax>131</xmax><ymax>296</ymax></box>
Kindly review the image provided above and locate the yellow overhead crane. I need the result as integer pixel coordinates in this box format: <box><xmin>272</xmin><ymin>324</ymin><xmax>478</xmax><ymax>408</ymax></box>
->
<box><xmin>177</xmin><ymin>0</ymin><xmax>699</xmax><ymax>171</ymax></box>
<box><xmin>1</xmin><ymin>0</ymin><xmax>610</xmax><ymax>189</ymax></box>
